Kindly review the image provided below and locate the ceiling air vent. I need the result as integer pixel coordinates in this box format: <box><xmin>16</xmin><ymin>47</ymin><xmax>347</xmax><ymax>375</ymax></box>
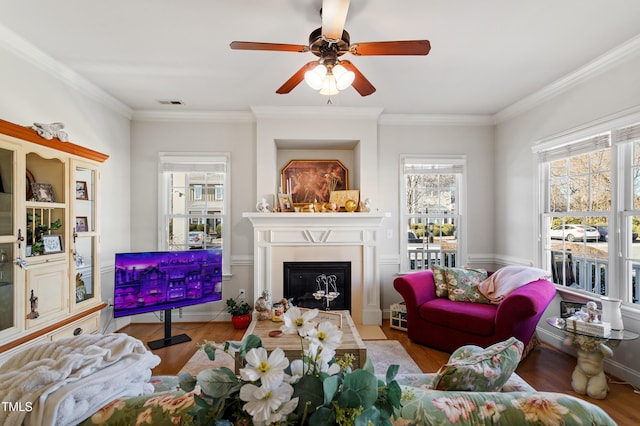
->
<box><xmin>158</xmin><ymin>100</ymin><xmax>184</xmax><ymax>105</ymax></box>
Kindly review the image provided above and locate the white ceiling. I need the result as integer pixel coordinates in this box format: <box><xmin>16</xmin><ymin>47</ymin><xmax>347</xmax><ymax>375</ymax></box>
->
<box><xmin>2</xmin><ymin>0</ymin><xmax>640</xmax><ymax>117</ymax></box>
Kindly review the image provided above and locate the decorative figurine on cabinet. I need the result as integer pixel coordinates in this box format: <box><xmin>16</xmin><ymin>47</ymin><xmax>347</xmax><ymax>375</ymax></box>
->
<box><xmin>26</xmin><ymin>289</ymin><xmax>39</xmax><ymax>319</ymax></box>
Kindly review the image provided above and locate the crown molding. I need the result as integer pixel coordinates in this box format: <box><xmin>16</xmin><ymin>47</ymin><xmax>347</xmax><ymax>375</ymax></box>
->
<box><xmin>250</xmin><ymin>106</ymin><xmax>384</xmax><ymax>120</ymax></box>
<box><xmin>132</xmin><ymin>110</ymin><xmax>254</xmax><ymax>123</ymax></box>
<box><xmin>380</xmin><ymin>113</ymin><xmax>494</xmax><ymax>126</ymax></box>
<box><xmin>0</xmin><ymin>24</ymin><xmax>133</xmax><ymax>119</ymax></box>
<box><xmin>495</xmin><ymin>34</ymin><xmax>640</xmax><ymax>123</ymax></box>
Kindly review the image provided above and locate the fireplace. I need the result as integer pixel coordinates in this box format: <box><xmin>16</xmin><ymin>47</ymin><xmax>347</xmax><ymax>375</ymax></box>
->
<box><xmin>283</xmin><ymin>261</ymin><xmax>351</xmax><ymax>312</ymax></box>
<box><xmin>243</xmin><ymin>212</ymin><xmax>386</xmax><ymax>325</ymax></box>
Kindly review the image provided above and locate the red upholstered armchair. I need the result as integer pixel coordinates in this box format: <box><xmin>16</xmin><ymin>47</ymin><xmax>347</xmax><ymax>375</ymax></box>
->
<box><xmin>393</xmin><ymin>270</ymin><xmax>556</xmax><ymax>353</ymax></box>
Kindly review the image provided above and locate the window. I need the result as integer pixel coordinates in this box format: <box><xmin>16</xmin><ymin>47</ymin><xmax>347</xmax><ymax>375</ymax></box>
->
<box><xmin>535</xmin><ymin>112</ymin><xmax>640</xmax><ymax>307</ymax></box>
<box><xmin>619</xmin><ymin>122</ymin><xmax>640</xmax><ymax>305</ymax></box>
<box><xmin>158</xmin><ymin>152</ymin><xmax>230</xmax><ymax>274</ymax></box>
<box><xmin>400</xmin><ymin>156</ymin><xmax>465</xmax><ymax>271</ymax></box>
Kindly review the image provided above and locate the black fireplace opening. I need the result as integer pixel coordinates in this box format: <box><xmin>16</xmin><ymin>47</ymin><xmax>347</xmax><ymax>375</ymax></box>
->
<box><xmin>283</xmin><ymin>261</ymin><xmax>351</xmax><ymax>312</ymax></box>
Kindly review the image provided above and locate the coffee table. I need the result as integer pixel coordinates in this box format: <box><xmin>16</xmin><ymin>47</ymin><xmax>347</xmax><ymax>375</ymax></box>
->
<box><xmin>234</xmin><ymin>310</ymin><xmax>367</xmax><ymax>373</ymax></box>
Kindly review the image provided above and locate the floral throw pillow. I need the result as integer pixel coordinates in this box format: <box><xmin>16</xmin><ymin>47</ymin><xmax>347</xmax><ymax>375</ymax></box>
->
<box><xmin>442</xmin><ymin>266</ymin><xmax>489</xmax><ymax>303</ymax></box>
<box><xmin>432</xmin><ymin>337</ymin><xmax>524</xmax><ymax>392</ymax></box>
<box><xmin>431</xmin><ymin>265</ymin><xmax>450</xmax><ymax>298</ymax></box>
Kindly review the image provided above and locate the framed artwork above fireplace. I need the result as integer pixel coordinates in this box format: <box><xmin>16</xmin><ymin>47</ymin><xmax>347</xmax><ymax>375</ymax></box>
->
<box><xmin>281</xmin><ymin>159</ymin><xmax>348</xmax><ymax>204</ymax></box>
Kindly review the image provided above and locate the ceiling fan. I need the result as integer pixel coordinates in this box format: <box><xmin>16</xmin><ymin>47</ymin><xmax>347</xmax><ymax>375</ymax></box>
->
<box><xmin>229</xmin><ymin>0</ymin><xmax>431</xmax><ymax>96</ymax></box>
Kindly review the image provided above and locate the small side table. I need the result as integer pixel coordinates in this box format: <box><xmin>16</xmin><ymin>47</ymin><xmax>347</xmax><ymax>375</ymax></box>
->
<box><xmin>547</xmin><ymin>317</ymin><xmax>639</xmax><ymax>399</ymax></box>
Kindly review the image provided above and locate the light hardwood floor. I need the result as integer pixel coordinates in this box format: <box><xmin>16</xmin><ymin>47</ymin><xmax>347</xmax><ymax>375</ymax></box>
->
<box><xmin>119</xmin><ymin>322</ymin><xmax>639</xmax><ymax>425</ymax></box>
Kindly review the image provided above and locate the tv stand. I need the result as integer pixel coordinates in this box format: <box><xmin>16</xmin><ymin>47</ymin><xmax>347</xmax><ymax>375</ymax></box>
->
<box><xmin>147</xmin><ymin>308</ymin><xmax>192</xmax><ymax>350</ymax></box>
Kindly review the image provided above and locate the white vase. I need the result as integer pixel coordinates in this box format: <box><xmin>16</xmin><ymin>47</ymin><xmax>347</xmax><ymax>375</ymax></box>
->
<box><xmin>600</xmin><ymin>296</ymin><xmax>624</xmax><ymax>330</ymax></box>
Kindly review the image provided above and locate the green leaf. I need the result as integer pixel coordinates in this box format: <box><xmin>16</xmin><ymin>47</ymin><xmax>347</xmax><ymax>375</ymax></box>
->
<box><xmin>203</xmin><ymin>344</ymin><xmax>217</xmax><ymax>361</ymax></box>
<box><xmin>355</xmin><ymin>406</ymin><xmax>381</xmax><ymax>426</ymax></box>
<box><xmin>338</xmin><ymin>388</ymin><xmax>362</xmax><ymax>409</ymax></box>
<box><xmin>309</xmin><ymin>406</ymin><xmax>335</xmax><ymax>426</ymax></box>
<box><xmin>178</xmin><ymin>371</ymin><xmax>197</xmax><ymax>392</ymax></box>
<box><xmin>323</xmin><ymin>374</ymin><xmax>341</xmax><ymax>405</ymax></box>
<box><xmin>386</xmin><ymin>380</ymin><xmax>403</xmax><ymax>409</ymax></box>
<box><xmin>292</xmin><ymin>375</ymin><xmax>324</xmax><ymax>416</ymax></box>
<box><xmin>238</xmin><ymin>334</ymin><xmax>263</xmax><ymax>358</ymax></box>
<box><xmin>341</xmin><ymin>369</ymin><xmax>378</xmax><ymax>408</ymax></box>
<box><xmin>362</xmin><ymin>357</ymin><xmax>375</xmax><ymax>374</ymax></box>
<box><xmin>385</xmin><ymin>364</ymin><xmax>399</xmax><ymax>384</ymax></box>
<box><xmin>197</xmin><ymin>367</ymin><xmax>239</xmax><ymax>398</ymax></box>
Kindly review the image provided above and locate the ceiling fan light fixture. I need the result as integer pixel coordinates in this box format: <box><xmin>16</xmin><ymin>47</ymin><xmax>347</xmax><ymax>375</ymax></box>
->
<box><xmin>332</xmin><ymin>63</ymin><xmax>355</xmax><ymax>90</ymax></box>
<box><xmin>304</xmin><ymin>64</ymin><xmax>327</xmax><ymax>90</ymax></box>
<box><xmin>319</xmin><ymin>73</ymin><xmax>339</xmax><ymax>96</ymax></box>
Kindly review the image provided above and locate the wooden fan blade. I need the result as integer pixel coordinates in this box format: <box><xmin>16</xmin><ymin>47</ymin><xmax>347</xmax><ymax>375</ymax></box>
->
<box><xmin>322</xmin><ymin>0</ymin><xmax>350</xmax><ymax>40</ymax></box>
<box><xmin>230</xmin><ymin>41</ymin><xmax>309</xmax><ymax>53</ymax></box>
<box><xmin>340</xmin><ymin>60</ymin><xmax>376</xmax><ymax>96</ymax></box>
<box><xmin>350</xmin><ymin>40</ymin><xmax>431</xmax><ymax>56</ymax></box>
<box><xmin>276</xmin><ymin>61</ymin><xmax>319</xmax><ymax>94</ymax></box>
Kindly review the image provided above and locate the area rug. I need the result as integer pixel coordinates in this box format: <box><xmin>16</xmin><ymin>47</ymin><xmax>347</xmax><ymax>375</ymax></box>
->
<box><xmin>179</xmin><ymin>339</ymin><xmax>421</xmax><ymax>376</ymax></box>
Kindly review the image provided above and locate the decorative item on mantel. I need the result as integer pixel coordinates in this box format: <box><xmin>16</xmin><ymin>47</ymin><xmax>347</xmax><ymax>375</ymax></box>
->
<box><xmin>255</xmin><ymin>197</ymin><xmax>270</xmax><ymax>213</ymax></box>
<box><xmin>31</xmin><ymin>122</ymin><xmax>69</xmax><ymax>142</ymax></box>
<box><xmin>281</xmin><ymin>159</ymin><xmax>348</xmax><ymax>204</ymax></box>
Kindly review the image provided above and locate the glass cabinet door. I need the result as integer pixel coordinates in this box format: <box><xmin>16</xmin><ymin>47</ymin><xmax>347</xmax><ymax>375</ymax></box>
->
<box><xmin>0</xmin><ymin>145</ymin><xmax>17</xmax><ymax>334</ymax></box>
<box><xmin>0</xmin><ymin>244</ymin><xmax>14</xmax><ymax>333</ymax></box>
<box><xmin>72</xmin><ymin>163</ymin><xmax>98</xmax><ymax>308</ymax></box>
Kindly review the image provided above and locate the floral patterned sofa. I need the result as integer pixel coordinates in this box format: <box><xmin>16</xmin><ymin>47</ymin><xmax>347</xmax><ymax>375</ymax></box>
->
<box><xmin>77</xmin><ymin>372</ymin><xmax>616</xmax><ymax>425</ymax></box>
<box><xmin>77</xmin><ymin>337</ymin><xmax>616</xmax><ymax>426</ymax></box>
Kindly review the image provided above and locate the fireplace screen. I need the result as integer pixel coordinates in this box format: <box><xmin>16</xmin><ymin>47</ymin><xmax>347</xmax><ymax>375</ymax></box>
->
<box><xmin>283</xmin><ymin>261</ymin><xmax>351</xmax><ymax>311</ymax></box>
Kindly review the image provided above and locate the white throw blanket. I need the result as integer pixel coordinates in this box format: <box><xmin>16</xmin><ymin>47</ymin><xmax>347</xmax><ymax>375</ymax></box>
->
<box><xmin>0</xmin><ymin>333</ymin><xmax>160</xmax><ymax>426</ymax></box>
<box><xmin>478</xmin><ymin>265</ymin><xmax>551</xmax><ymax>304</ymax></box>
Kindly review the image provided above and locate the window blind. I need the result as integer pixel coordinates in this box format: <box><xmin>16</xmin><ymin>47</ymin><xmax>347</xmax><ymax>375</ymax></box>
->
<box><xmin>615</xmin><ymin>123</ymin><xmax>640</xmax><ymax>143</ymax></box>
<box><xmin>159</xmin><ymin>153</ymin><xmax>228</xmax><ymax>172</ymax></box>
<box><xmin>403</xmin><ymin>157</ymin><xmax>465</xmax><ymax>174</ymax></box>
<box><xmin>534</xmin><ymin>134</ymin><xmax>611</xmax><ymax>163</ymax></box>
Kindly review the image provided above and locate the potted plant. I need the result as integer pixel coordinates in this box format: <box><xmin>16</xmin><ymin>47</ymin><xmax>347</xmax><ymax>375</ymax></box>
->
<box><xmin>226</xmin><ymin>298</ymin><xmax>252</xmax><ymax>329</ymax></box>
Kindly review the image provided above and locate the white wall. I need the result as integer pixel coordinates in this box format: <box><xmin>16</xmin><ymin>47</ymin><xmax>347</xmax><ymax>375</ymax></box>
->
<box><xmin>0</xmin><ymin>45</ymin><xmax>132</xmax><ymax>332</ymax></box>
<box><xmin>377</xmin><ymin>122</ymin><xmax>495</xmax><ymax>311</ymax></box>
<box><xmin>129</xmin><ymin>112</ymin><xmax>497</xmax><ymax>324</ymax></box>
<box><xmin>129</xmin><ymin>119</ymin><xmax>256</xmax><ymax>321</ymax></box>
<box><xmin>495</xmin><ymin>55</ymin><xmax>640</xmax><ymax>387</ymax></box>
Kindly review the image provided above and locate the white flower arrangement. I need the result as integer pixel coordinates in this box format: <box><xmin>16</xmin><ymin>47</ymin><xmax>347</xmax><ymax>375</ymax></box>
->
<box><xmin>178</xmin><ymin>307</ymin><xmax>402</xmax><ymax>425</ymax></box>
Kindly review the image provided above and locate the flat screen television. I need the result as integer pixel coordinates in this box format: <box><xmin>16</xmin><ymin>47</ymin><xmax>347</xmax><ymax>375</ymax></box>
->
<box><xmin>114</xmin><ymin>249</ymin><xmax>222</xmax><ymax>349</ymax></box>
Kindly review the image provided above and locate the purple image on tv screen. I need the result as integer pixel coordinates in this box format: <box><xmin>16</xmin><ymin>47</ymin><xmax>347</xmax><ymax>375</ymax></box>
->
<box><xmin>113</xmin><ymin>249</ymin><xmax>222</xmax><ymax>318</ymax></box>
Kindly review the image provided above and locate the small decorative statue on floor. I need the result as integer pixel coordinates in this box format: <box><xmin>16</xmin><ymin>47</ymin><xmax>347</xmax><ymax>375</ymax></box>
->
<box><xmin>26</xmin><ymin>289</ymin><xmax>39</xmax><ymax>319</ymax></box>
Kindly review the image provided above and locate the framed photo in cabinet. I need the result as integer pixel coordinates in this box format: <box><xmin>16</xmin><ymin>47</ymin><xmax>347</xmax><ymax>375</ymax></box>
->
<box><xmin>75</xmin><ymin>181</ymin><xmax>88</xmax><ymax>200</ymax></box>
<box><xmin>31</xmin><ymin>183</ymin><xmax>55</xmax><ymax>202</ymax></box>
<box><xmin>42</xmin><ymin>235</ymin><xmax>63</xmax><ymax>254</ymax></box>
<box><xmin>75</xmin><ymin>216</ymin><xmax>88</xmax><ymax>232</ymax></box>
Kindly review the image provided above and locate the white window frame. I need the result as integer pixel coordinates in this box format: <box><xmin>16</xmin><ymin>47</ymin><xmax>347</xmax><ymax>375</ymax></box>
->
<box><xmin>158</xmin><ymin>152</ymin><xmax>231</xmax><ymax>275</ymax></box>
<box><xmin>533</xmin><ymin>106</ymin><xmax>640</xmax><ymax>312</ymax></box>
<box><xmin>399</xmin><ymin>155</ymin><xmax>467</xmax><ymax>273</ymax></box>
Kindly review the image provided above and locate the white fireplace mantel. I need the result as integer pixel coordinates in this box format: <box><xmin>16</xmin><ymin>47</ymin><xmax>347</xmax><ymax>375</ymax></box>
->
<box><xmin>243</xmin><ymin>212</ymin><xmax>388</xmax><ymax>324</ymax></box>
